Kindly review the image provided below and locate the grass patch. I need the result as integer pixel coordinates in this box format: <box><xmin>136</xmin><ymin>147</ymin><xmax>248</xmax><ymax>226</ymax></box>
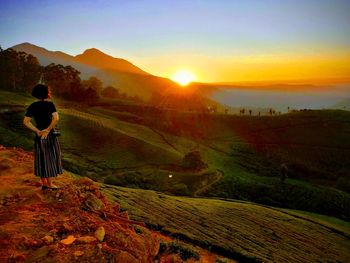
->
<box><xmin>102</xmin><ymin>185</ymin><xmax>350</xmax><ymax>262</ymax></box>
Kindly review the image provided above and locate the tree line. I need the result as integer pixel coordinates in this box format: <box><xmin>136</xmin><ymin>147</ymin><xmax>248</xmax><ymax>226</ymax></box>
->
<box><xmin>0</xmin><ymin>47</ymin><xmax>142</xmax><ymax>104</ymax></box>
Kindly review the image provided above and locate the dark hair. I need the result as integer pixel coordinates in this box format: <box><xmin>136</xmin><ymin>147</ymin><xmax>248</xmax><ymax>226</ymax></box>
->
<box><xmin>31</xmin><ymin>84</ymin><xmax>51</xmax><ymax>100</ymax></box>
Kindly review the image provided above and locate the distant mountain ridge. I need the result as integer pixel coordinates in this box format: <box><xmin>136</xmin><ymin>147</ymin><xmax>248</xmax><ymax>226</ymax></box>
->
<box><xmin>11</xmin><ymin>42</ymin><xmax>148</xmax><ymax>75</ymax></box>
<box><xmin>75</xmin><ymin>48</ymin><xmax>149</xmax><ymax>75</ymax></box>
<box><xmin>11</xmin><ymin>42</ymin><xmax>75</xmax><ymax>65</ymax></box>
<box><xmin>10</xmin><ymin>42</ymin><xmax>177</xmax><ymax>99</ymax></box>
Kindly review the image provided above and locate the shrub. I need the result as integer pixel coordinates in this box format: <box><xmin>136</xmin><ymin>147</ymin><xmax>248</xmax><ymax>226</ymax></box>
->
<box><xmin>181</xmin><ymin>150</ymin><xmax>207</xmax><ymax>171</ymax></box>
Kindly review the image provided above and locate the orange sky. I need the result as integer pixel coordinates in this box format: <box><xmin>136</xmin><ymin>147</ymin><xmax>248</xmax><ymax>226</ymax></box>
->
<box><xmin>132</xmin><ymin>50</ymin><xmax>350</xmax><ymax>84</ymax></box>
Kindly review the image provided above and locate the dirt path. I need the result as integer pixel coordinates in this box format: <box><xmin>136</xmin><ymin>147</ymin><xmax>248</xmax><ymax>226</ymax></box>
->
<box><xmin>193</xmin><ymin>170</ymin><xmax>223</xmax><ymax>197</ymax></box>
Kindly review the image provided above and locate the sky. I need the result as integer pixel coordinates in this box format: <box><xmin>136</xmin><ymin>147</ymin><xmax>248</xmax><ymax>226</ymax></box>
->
<box><xmin>1</xmin><ymin>0</ymin><xmax>350</xmax><ymax>83</ymax></box>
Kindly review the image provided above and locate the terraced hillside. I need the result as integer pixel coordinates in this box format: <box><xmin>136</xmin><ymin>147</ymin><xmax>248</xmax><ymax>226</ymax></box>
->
<box><xmin>102</xmin><ymin>185</ymin><xmax>350</xmax><ymax>263</ymax></box>
<box><xmin>1</xmin><ymin>90</ymin><xmax>350</xmax><ymax>220</ymax></box>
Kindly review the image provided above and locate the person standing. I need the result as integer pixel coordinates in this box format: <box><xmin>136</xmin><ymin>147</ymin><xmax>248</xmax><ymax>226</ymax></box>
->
<box><xmin>23</xmin><ymin>84</ymin><xmax>63</xmax><ymax>190</ymax></box>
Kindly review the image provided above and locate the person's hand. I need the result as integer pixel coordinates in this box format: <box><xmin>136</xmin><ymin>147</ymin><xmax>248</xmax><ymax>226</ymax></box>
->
<box><xmin>36</xmin><ymin>130</ymin><xmax>43</xmax><ymax>137</ymax></box>
<box><xmin>40</xmin><ymin>129</ymin><xmax>50</xmax><ymax>139</ymax></box>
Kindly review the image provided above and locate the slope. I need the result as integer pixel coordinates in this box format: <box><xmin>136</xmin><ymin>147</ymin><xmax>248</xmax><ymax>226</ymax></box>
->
<box><xmin>1</xmin><ymin>90</ymin><xmax>350</xmax><ymax>220</ymax></box>
<box><xmin>0</xmin><ymin>146</ymin><xmax>231</xmax><ymax>263</ymax></box>
<box><xmin>102</xmin><ymin>183</ymin><xmax>350</xmax><ymax>262</ymax></box>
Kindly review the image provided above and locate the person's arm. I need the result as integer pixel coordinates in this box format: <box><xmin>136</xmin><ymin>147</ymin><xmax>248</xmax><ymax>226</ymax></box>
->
<box><xmin>41</xmin><ymin>112</ymin><xmax>59</xmax><ymax>139</ymax></box>
<box><xmin>23</xmin><ymin>117</ymin><xmax>42</xmax><ymax>136</ymax></box>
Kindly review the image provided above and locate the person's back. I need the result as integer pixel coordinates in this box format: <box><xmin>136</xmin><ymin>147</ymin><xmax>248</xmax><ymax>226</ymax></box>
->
<box><xmin>23</xmin><ymin>84</ymin><xmax>63</xmax><ymax>190</ymax></box>
<box><xmin>25</xmin><ymin>100</ymin><xmax>57</xmax><ymax>135</ymax></box>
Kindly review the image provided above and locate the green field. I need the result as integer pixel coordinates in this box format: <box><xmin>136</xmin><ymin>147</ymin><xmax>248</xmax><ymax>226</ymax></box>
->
<box><xmin>101</xmin><ymin>184</ymin><xmax>350</xmax><ymax>263</ymax></box>
<box><xmin>1</xmin><ymin>90</ymin><xmax>350</xmax><ymax>220</ymax></box>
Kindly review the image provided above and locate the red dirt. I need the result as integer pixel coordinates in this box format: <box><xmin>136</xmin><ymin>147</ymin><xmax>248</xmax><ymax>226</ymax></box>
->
<box><xmin>0</xmin><ymin>145</ymin><xmax>232</xmax><ymax>263</ymax></box>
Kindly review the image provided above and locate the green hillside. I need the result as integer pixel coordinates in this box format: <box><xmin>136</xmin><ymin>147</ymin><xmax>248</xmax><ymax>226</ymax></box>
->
<box><xmin>101</xmin><ymin>184</ymin><xmax>350</xmax><ymax>263</ymax></box>
<box><xmin>1</xmin><ymin>90</ymin><xmax>350</xmax><ymax>220</ymax></box>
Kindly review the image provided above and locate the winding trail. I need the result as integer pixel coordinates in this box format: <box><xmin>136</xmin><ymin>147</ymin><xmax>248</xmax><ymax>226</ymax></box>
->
<box><xmin>193</xmin><ymin>170</ymin><xmax>223</xmax><ymax>197</ymax></box>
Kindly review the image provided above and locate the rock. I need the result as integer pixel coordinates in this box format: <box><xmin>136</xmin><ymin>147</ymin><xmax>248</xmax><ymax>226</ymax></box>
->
<box><xmin>89</xmin><ymin>185</ymin><xmax>99</xmax><ymax>191</ymax></box>
<box><xmin>84</xmin><ymin>193</ymin><xmax>105</xmax><ymax>212</ymax></box>
<box><xmin>73</xmin><ymin>250</ymin><xmax>84</xmax><ymax>257</ymax></box>
<box><xmin>22</xmin><ymin>238</ymin><xmax>43</xmax><ymax>248</ymax></box>
<box><xmin>113</xmin><ymin>204</ymin><xmax>120</xmax><ymax>213</ymax></box>
<box><xmin>60</xmin><ymin>235</ymin><xmax>76</xmax><ymax>245</ymax></box>
<box><xmin>42</xmin><ymin>235</ymin><xmax>54</xmax><ymax>244</ymax></box>
<box><xmin>113</xmin><ymin>251</ymin><xmax>139</xmax><ymax>263</ymax></box>
<box><xmin>4</xmin><ymin>194</ymin><xmax>13</xmax><ymax>201</ymax></box>
<box><xmin>95</xmin><ymin>226</ymin><xmax>105</xmax><ymax>242</ymax></box>
<box><xmin>63</xmin><ymin>223</ymin><xmax>74</xmax><ymax>232</ymax></box>
<box><xmin>33</xmin><ymin>181</ymin><xmax>42</xmax><ymax>187</ymax></box>
<box><xmin>24</xmin><ymin>246</ymin><xmax>52</xmax><ymax>263</ymax></box>
<box><xmin>0</xmin><ymin>158</ymin><xmax>15</xmax><ymax>172</ymax></box>
<box><xmin>78</xmin><ymin>177</ymin><xmax>94</xmax><ymax>186</ymax></box>
<box><xmin>10</xmin><ymin>254</ymin><xmax>26</xmax><ymax>262</ymax></box>
<box><xmin>76</xmin><ymin>236</ymin><xmax>97</xmax><ymax>244</ymax></box>
<box><xmin>119</xmin><ymin>211</ymin><xmax>129</xmax><ymax>219</ymax></box>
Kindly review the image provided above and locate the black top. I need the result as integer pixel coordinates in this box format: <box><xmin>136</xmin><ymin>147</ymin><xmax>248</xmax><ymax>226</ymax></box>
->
<box><xmin>25</xmin><ymin>100</ymin><xmax>57</xmax><ymax>130</ymax></box>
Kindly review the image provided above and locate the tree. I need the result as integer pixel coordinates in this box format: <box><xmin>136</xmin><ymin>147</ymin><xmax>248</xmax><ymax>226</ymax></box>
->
<box><xmin>181</xmin><ymin>151</ymin><xmax>208</xmax><ymax>171</ymax></box>
<box><xmin>43</xmin><ymin>63</ymin><xmax>81</xmax><ymax>99</ymax></box>
<box><xmin>81</xmin><ymin>76</ymin><xmax>103</xmax><ymax>95</ymax></box>
<box><xmin>84</xmin><ymin>87</ymin><xmax>99</xmax><ymax>104</ymax></box>
<box><xmin>22</xmin><ymin>54</ymin><xmax>42</xmax><ymax>92</ymax></box>
<box><xmin>101</xmin><ymin>85</ymin><xmax>119</xmax><ymax>98</ymax></box>
<box><xmin>0</xmin><ymin>49</ymin><xmax>41</xmax><ymax>91</ymax></box>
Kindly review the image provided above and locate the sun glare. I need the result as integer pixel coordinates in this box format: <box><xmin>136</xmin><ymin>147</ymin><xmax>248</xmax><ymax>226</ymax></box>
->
<box><xmin>171</xmin><ymin>70</ymin><xmax>196</xmax><ymax>86</ymax></box>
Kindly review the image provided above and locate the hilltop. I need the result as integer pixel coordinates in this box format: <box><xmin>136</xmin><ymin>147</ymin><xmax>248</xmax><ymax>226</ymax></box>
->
<box><xmin>1</xmin><ymin>146</ymin><xmax>349</xmax><ymax>262</ymax></box>
<box><xmin>0</xmin><ymin>145</ymin><xmax>231</xmax><ymax>262</ymax></box>
<box><xmin>75</xmin><ymin>48</ymin><xmax>149</xmax><ymax>75</ymax></box>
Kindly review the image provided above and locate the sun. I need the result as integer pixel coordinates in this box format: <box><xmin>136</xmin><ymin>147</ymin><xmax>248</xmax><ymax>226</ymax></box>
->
<box><xmin>171</xmin><ymin>70</ymin><xmax>196</xmax><ymax>86</ymax></box>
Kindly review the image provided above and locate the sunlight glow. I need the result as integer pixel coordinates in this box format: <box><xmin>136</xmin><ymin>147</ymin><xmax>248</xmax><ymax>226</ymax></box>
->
<box><xmin>171</xmin><ymin>70</ymin><xmax>196</xmax><ymax>86</ymax></box>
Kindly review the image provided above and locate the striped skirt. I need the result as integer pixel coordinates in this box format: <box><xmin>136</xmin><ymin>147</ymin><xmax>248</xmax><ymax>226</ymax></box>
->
<box><xmin>34</xmin><ymin>134</ymin><xmax>63</xmax><ymax>178</ymax></box>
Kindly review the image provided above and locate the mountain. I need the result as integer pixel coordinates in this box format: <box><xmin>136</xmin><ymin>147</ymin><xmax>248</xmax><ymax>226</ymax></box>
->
<box><xmin>11</xmin><ymin>42</ymin><xmax>147</xmax><ymax>75</ymax></box>
<box><xmin>10</xmin><ymin>42</ymin><xmax>178</xmax><ymax>99</ymax></box>
<box><xmin>75</xmin><ymin>48</ymin><xmax>149</xmax><ymax>75</ymax></box>
<box><xmin>11</xmin><ymin>42</ymin><xmax>75</xmax><ymax>66</ymax></box>
<box><xmin>11</xmin><ymin>42</ymin><xmax>98</xmax><ymax>77</ymax></box>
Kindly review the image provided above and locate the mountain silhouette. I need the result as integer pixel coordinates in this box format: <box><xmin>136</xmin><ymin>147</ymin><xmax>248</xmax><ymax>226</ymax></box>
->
<box><xmin>75</xmin><ymin>48</ymin><xmax>149</xmax><ymax>75</ymax></box>
<box><xmin>11</xmin><ymin>42</ymin><xmax>178</xmax><ymax>99</ymax></box>
<box><xmin>11</xmin><ymin>42</ymin><xmax>75</xmax><ymax>66</ymax></box>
